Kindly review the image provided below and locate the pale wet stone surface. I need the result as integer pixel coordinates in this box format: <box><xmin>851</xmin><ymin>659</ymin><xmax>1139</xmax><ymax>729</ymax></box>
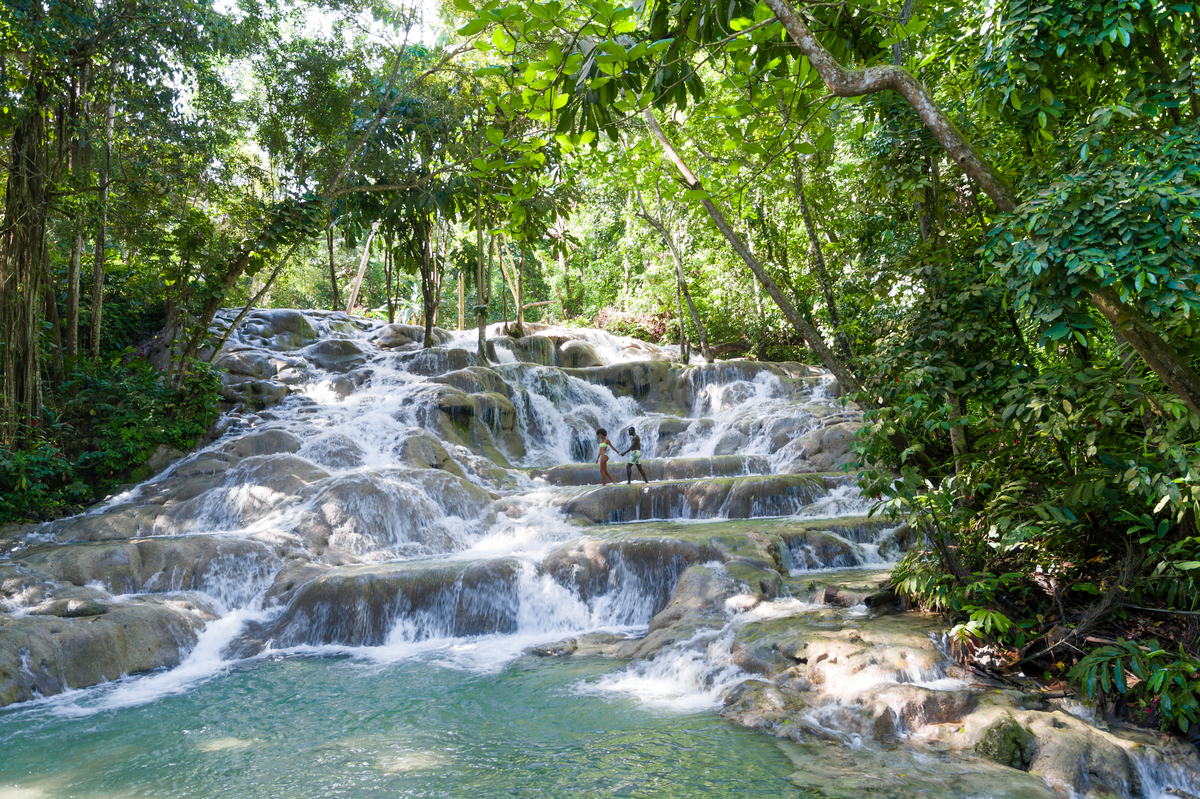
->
<box><xmin>0</xmin><ymin>597</ymin><xmax>206</xmax><ymax>705</ymax></box>
<box><xmin>7</xmin><ymin>310</ymin><xmax>1199</xmax><ymax>799</ymax></box>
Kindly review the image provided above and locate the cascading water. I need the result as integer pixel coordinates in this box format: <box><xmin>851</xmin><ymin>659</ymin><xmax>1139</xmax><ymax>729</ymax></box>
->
<box><xmin>3</xmin><ymin>310</ymin><xmax>1199</xmax><ymax>799</ymax></box>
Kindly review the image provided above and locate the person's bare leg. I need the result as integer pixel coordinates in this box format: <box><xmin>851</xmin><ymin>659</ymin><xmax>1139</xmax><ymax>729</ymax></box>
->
<box><xmin>636</xmin><ymin>464</ymin><xmax>649</xmax><ymax>483</ymax></box>
<box><xmin>626</xmin><ymin>463</ymin><xmax>633</xmax><ymax>484</ymax></box>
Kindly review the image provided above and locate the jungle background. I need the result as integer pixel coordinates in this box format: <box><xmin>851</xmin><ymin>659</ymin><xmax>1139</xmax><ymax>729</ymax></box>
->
<box><xmin>1</xmin><ymin>0</ymin><xmax>1198</xmax><ymax>734</ymax></box>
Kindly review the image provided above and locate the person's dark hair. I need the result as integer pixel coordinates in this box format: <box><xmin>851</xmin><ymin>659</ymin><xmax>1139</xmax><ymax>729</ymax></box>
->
<box><xmin>628</xmin><ymin>427</ymin><xmax>636</xmax><ymax>435</ymax></box>
<box><xmin>596</xmin><ymin>428</ymin><xmax>607</xmax><ymax>437</ymax></box>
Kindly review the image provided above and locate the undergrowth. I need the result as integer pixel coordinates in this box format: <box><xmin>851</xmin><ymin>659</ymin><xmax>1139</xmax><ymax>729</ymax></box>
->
<box><xmin>0</xmin><ymin>356</ymin><xmax>221</xmax><ymax>522</ymax></box>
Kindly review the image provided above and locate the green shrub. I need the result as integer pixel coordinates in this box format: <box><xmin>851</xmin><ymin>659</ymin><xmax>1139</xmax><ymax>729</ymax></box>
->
<box><xmin>0</xmin><ymin>356</ymin><xmax>222</xmax><ymax>522</ymax></box>
<box><xmin>1069</xmin><ymin>640</ymin><xmax>1200</xmax><ymax>734</ymax></box>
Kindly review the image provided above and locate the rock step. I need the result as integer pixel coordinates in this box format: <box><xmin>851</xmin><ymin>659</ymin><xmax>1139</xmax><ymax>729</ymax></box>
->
<box><xmin>234</xmin><ymin>537</ymin><xmax>718</xmax><ymax>652</ymax></box>
<box><xmin>536</xmin><ymin>455</ymin><xmax>771</xmax><ymax>486</ymax></box>
<box><xmin>560</xmin><ymin>473</ymin><xmax>852</xmax><ymax>525</ymax></box>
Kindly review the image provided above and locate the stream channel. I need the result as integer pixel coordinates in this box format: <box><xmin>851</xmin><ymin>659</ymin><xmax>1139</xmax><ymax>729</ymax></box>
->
<box><xmin>2</xmin><ymin>310</ymin><xmax>1199</xmax><ymax>799</ymax></box>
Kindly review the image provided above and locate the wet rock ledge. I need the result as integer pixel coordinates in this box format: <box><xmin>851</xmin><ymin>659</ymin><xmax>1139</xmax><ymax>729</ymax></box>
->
<box><xmin>530</xmin><ymin>521</ymin><xmax>1200</xmax><ymax>799</ymax></box>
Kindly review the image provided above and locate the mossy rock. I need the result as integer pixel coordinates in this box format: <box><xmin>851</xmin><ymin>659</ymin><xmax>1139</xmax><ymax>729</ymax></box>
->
<box><xmin>975</xmin><ymin>715</ymin><xmax>1034</xmax><ymax>770</ymax></box>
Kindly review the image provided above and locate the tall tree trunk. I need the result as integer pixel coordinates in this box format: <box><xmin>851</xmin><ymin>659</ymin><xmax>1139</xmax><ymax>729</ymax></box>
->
<box><xmin>643</xmin><ymin>109</ymin><xmax>860</xmax><ymax>393</ymax></box>
<box><xmin>795</xmin><ymin>163</ymin><xmax>851</xmax><ymax>360</ymax></box>
<box><xmin>674</xmin><ymin>263</ymin><xmax>689</xmax><ymax>365</ymax></box>
<box><xmin>384</xmin><ymin>232</ymin><xmax>394</xmax><ymax>324</ymax></box>
<box><xmin>66</xmin><ymin>224</ymin><xmax>83</xmax><ymax>359</ymax></box>
<box><xmin>517</xmin><ymin>243</ymin><xmax>525</xmax><ymax>331</ymax></box>
<box><xmin>419</xmin><ymin>218</ymin><xmax>437</xmax><ymax>348</ymax></box>
<box><xmin>89</xmin><ymin>95</ymin><xmax>115</xmax><ymax>357</ymax></box>
<box><xmin>763</xmin><ymin>0</ymin><xmax>1200</xmax><ymax>419</ymax></box>
<box><xmin>345</xmin><ymin>220</ymin><xmax>380</xmax><ymax>313</ymax></box>
<box><xmin>458</xmin><ymin>271</ymin><xmax>465</xmax><ymax>330</ymax></box>
<box><xmin>328</xmin><ymin>225</ymin><xmax>340</xmax><ymax>311</ymax></box>
<box><xmin>0</xmin><ymin>78</ymin><xmax>50</xmax><ymax>442</ymax></box>
<box><xmin>476</xmin><ymin>200</ymin><xmax>488</xmax><ymax>359</ymax></box>
<box><xmin>632</xmin><ymin>183</ymin><xmax>712</xmax><ymax>362</ymax></box>
<box><xmin>42</xmin><ymin>247</ymin><xmax>64</xmax><ymax>385</ymax></box>
<box><xmin>65</xmin><ymin>62</ymin><xmax>88</xmax><ymax>361</ymax></box>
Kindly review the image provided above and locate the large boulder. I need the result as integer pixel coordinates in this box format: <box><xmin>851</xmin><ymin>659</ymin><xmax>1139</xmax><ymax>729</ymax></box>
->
<box><xmin>432</xmin><ymin>366</ymin><xmax>512</xmax><ymax>398</ymax></box>
<box><xmin>18</xmin><ymin>536</ymin><xmax>278</xmax><ymax>604</ymax></box>
<box><xmin>372</xmin><ymin>323</ymin><xmax>451</xmax><ymax>349</ymax></box>
<box><xmin>44</xmin><ymin>504</ymin><xmax>162</xmax><ymax>543</ymax></box>
<box><xmin>214</xmin><ymin>348</ymin><xmax>278</xmax><ymax>379</ymax></box>
<box><xmin>298</xmin><ymin>432</ymin><xmax>368</xmax><ymax>470</ymax></box>
<box><xmin>217</xmin><ymin>428</ymin><xmax>304</xmax><ymax>459</ymax></box>
<box><xmin>394</xmin><ymin>429</ymin><xmax>466</xmax><ymax>479</ymax></box>
<box><xmin>300</xmin><ymin>468</ymin><xmax>492</xmax><ymax>557</ymax></box>
<box><xmin>0</xmin><ymin>597</ymin><xmax>208</xmax><ymax>706</ymax></box>
<box><xmin>557</xmin><ymin>339</ymin><xmax>603</xmax><ymax>368</ymax></box>
<box><xmin>239</xmin><ymin>309</ymin><xmax>319</xmax><ymax>351</ymax></box>
<box><xmin>396</xmin><ymin>348</ymin><xmax>486</xmax><ymax>377</ymax></box>
<box><xmin>220</xmin><ymin>375</ymin><xmax>289</xmax><ymax>409</ymax></box>
<box><xmin>564</xmin><ymin>361</ymin><xmax>676</xmax><ymax>410</ymax></box>
<box><xmin>260</xmin><ymin>557</ymin><xmax>523</xmax><ymax>648</ymax></box>
<box><xmin>798</xmin><ymin>421</ymin><xmax>862</xmax><ymax>471</ymax></box>
<box><xmin>302</xmin><ymin>339</ymin><xmax>368</xmax><ymax>372</ymax></box>
<box><xmin>781</xmin><ymin>529</ymin><xmax>860</xmax><ymax>570</ymax></box>
<box><xmin>155</xmin><ymin>455</ymin><xmax>330</xmax><ymax>535</ymax></box>
<box><xmin>543</xmin><ymin>537</ymin><xmax>721</xmax><ymax>625</ymax></box>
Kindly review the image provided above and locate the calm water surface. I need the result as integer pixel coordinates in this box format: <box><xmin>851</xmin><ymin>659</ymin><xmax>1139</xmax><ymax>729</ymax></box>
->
<box><xmin>0</xmin><ymin>654</ymin><xmax>803</xmax><ymax>799</ymax></box>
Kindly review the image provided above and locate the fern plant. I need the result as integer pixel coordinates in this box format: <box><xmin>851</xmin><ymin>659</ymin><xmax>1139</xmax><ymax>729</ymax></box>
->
<box><xmin>1068</xmin><ymin>639</ymin><xmax>1200</xmax><ymax>733</ymax></box>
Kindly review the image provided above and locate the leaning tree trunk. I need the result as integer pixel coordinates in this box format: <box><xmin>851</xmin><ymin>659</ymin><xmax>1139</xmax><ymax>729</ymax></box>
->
<box><xmin>0</xmin><ymin>82</ymin><xmax>50</xmax><ymax>442</ymax></box>
<box><xmin>644</xmin><ymin>109</ymin><xmax>936</xmax><ymax>469</ymax></box>
<box><xmin>795</xmin><ymin>164</ymin><xmax>851</xmax><ymax>361</ymax></box>
<box><xmin>762</xmin><ymin>0</ymin><xmax>1200</xmax><ymax>419</ymax></box>
<box><xmin>643</xmin><ymin>109</ymin><xmax>860</xmax><ymax>394</ymax></box>
<box><xmin>633</xmin><ymin>183</ymin><xmax>712</xmax><ymax>362</ymax></box>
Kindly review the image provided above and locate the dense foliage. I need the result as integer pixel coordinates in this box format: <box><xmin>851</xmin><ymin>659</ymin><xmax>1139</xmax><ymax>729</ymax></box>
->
<box><xmin>2</xmin><ymin>0</ymin><xmax>1198</xmax><ymax>733</ymax></box>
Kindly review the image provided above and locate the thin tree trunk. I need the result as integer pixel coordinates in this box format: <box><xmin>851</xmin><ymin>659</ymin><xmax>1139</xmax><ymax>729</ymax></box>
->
<box><xmin>947</xmin><ymin>391</ymin><xmax>969</xmax><ymax>469</ymax></box>
<box><xmin>458</xmin><ymin>271</ymin><xmax>465</xmax><ymax>330</ymax></box>
<box><xmin>475</xmin><ymin>201</ymin><xmax>488</xmax><ymax>359</ymax></box>
<box><xmin>763</xmin><ymin>0</ymin><xmax>1200</xmax><ymax>418</ymax></box>
<box><xmin>633</xmin><ymin>183</ymin><xmax>712</xmax><ymax>362</ymax></box>
<box><xmin>42</xmin><ymin>247</ymin><xmax>64</xmax><ymax>385</ymax></box>
<box><xmin>674</xmin><ymin>261</ymin><xmax>689</xmax><ymax>365</ymax></box>
<box><xmin>795</xmin><ymin>163</ymin><xmax>850</xmax><ymax>360</ymax></box>
<box><xmin>89</xmin><ymin>95</ymin><xmax>115</xmax><ymax>357</ymax></box>
<box><xmin>345</xmin><ymin>220</ymin><xmax>380</xmax><ymax>313</ymax></box>
<box><xmin>385</xmin><ymin>232</ymin><xmax>394</xmax><ymax>324</ymax></box>
<box><xmin>66</xmin><ymin>224</ymin><xmax>83</xmax><ymax>359</ymax></box>
<box><xmin>65</xmin><ymin>63</ymin><xmax>88</xmax><ymax>361</ymax></box>
<box><xmin>496</xmin><ymin>238</ymin><xmax>520</xmax><ymax>309</ymax></box>
<box><xmin>418</xmin><ymin>218</ymin><xmax>437</xmax><ymax>348</ymax></box>
<box><xmin>517</xmin><ymin>244</ymin><xmax>525</xmax><ymax>331</ymax></box>
<box><xmin>643</xmin><ymin>109</ymin><xmax>860</xmax><ymax>393</ymax></box>
<box><xmin>328</xmin><ymin>225</ymin><xmax>340</xmax><ymax>311</ymax></box>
